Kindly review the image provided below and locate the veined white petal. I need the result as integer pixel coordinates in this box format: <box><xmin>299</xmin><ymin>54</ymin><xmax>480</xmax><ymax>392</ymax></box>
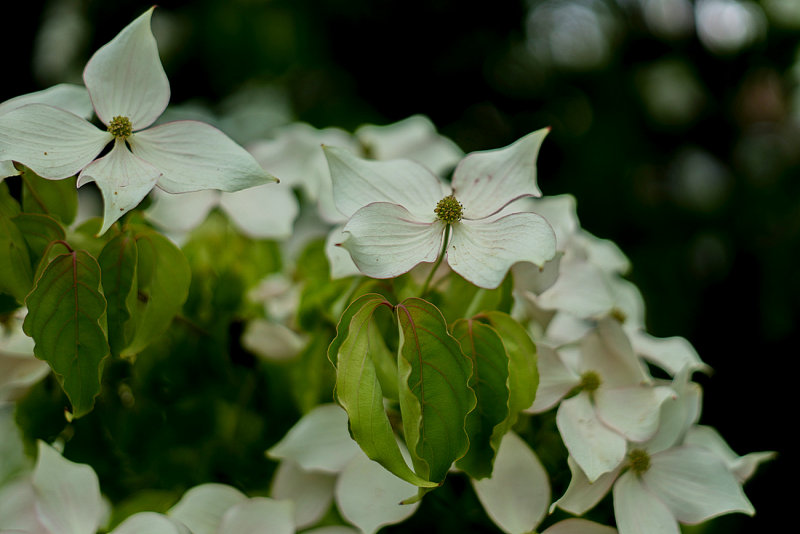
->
<box><xmin>536</xmin><ymin>259</ymin><xmax>617</xmax><ymax>317</ymax></box>
<box><xmin>630</xmin><ymin>331</ymin><xmax>710</xmax><ymax>375</ymax></box>
<box><xmin>83</xmin><ymin>7</ymin><xmax>169</xmax><ymax>128</ymax></box>
<box><xmin>0</xmin><ymin>83</ymin><xmax>93</xmax><ymax>119</ymax></box>
<box><xmin>32</xmin><ymin>441</ymin><xmax>104</xmax><ymax>534</ymax></box>
<box><xmin>219</xmin><ymin>182</ymin><xmax>298</xmax><ymax>239</ymax></box>
<box><xmin>130</xmin><ymin>120</ymin><xmax>278</xmax><ymax>193</ymax></box>
<box><xmin>266</xmin><ymin>404</ymin><xmax>360</xmax><ymax>474</ymax></box>
<box><xmin>556</xmin><ymin>393</ymin><xmax>627</xmax><ymax>482</ymax></box>
<box><xmin>218</xmin><ymin>498</ymin><xmax>295</xmax><ymax>534</ymax></box>
<box><xmin>335</xmin><ymin>450</ymin><xmax>420</xmax><ymax>534</ymax></box>
<box><xmin>340</xmin><ymin>203</ymin><xmax>444</xmax><ymax>279</ymax></box>
<box><xmin>613</xmin><ymin>471</ymin><xmax>680</xmax><ymax>534</ymax></box>
<box><xmin>579</xmin><ymin>319</ymin><xmax>649</xmax><ymax>388</ymax></box>
<box><xmin>541</xmin><ymin>519</ymin><xmax>618</xmax><ymax>534</ymax></box>
<box><xmin>323</xmin><ymin>145</ymin><xmax>447</xmax><ymax>219</ymax></box>
<box><xmin>643</xmin><ymin>446</ymin><xmax>755</xmax><ymax>524</ymax></box>
<box><xmin>0</xmin><ymin>160</ymin><xmax>19</xmax><ymax>178</ymax></box>
<box><xmin>270</xmin><ymin>460</ymin><xmax>336</xmax><ymax>529</ymax></box>
<box><xmin>595</xmin><ymin>385</ymin><xmax>676</xmax><ymax>442</ymax></box>
<box><xmin>452</xmin><ymin>128</ymin><xmax>549</xmax><ymax>219</ymax></box>
<box><xmin>167</xmin><ymin>484</ymin><xmax>248</xmax><ymax>534</ymax></box>
<box><xmin>527</xmin><ymin>344</ymin><xmax>580</xmax><ymax>413</ymax></box>
<box><xmin>145</xmin><ymin>188</ymin><xmax>220</xmax><ymax>234</ymax></box>
<box><xmin>0</xmin><ymin>103</ymin><xmax>110</xmax><ymax>179</ymax></box>
<box><xmin>325</xmin><ymin>225</ymin><xmax>362</xmax><ymax>279</ymax></box>
<box><xmin>110</xmin><ymin>512</ymin><xmax>191</xmax><ymax>534</ymax></box>
<box><xmin>79</xmin><ymin>140</ymin><xmax>162</xmax><ymax>235</ymax></box>
<box><xmin>472</xmin><ymin>432</ymin><xmax>550</xmax><ymax>534</ymax></box>
<box><xmin>354</xmin><ymin>115</ymin><xmax>463</xmax><ymax>176</ymax></box>
<box><xmin>447</xmin><ymin>212</ymin><xmax>556</xmax><ymax>289</ymax></box>
<box><xmin>554</xmin><ymin>455</ymin><xmax>618</xmax><ymax>515</ymax></box>
<box><xmin>684</xmin><ymin>425</ymin><xmax>776</xmax><ymax>482</ymax></box>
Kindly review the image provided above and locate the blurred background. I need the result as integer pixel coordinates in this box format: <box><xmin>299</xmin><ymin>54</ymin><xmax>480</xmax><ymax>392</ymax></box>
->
<box><xmin>3</xmin><ymin>0</ymin><xmax>795</xmax><ymax>531</ymax></box>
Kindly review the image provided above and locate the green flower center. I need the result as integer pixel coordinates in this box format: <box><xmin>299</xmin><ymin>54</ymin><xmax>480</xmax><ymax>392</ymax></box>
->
<box><xmin>435</xmin><ymin>195</ymin><xmax>463</xmax><ymax>224</ymax></box>
<box><xmin>579</xmin><ymin>371</ymin><xmax>601</xmax><ymax>392</ymax></box>
<box><xmin>610</xmin><ymin>307</ymin><xmax>627</xmax><ymax>324</ymax></box>
<box><xmin>107</xmin><ymin>115</ymin><xmax>132</xmax><ymax>139</ymax></box>
<box><xmin>628</xmin><ymin>448</ymin><xmax>651</xmax><ymax>475</ymax></box>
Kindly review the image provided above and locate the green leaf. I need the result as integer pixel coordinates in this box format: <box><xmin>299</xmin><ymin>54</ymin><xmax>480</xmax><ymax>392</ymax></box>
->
<box><xmin>329</xmin><ymin>293</ymin><xmax>435</xmax><ymax>488</ymax></box>
<box><xmin>19</xmin><ymin>166</ymin><xmax>78</xmax><ymax>225</ymax></box>
<box><xmin>12</xmin><ymin>212</ymin><xmax>66</xmax><ymax>270</ymax></box>
<box><xmin>121</xmin><ymin>228</ymin><xmax>191</xmax><ymax>358</ymax></box>
<box><xmin>480</xmin><ymin>311</ymin><xmax>539</xmax><ymax>434</ymax></box>
<box><xmin>437</xmin><ymin>272</ymin><xmax>513</xmax><ymax>321</ymax></box>
<box><xmin>395</xmin><ymin>298</ymin><xmax>476</xmax><ymax>488</ymax></box>
<box><xmin>98</xmin><ymin>233</ymin><xmax>138</xmax><ymax>356</ymax></box>
<box><xmin>22</xmin><ymin>249</ymin><xmax>109</xmax><ymax>418</ymax></box>
<box><xmin>0</xmin><ymin>212</ymin><xmax>33</xmax><ymax>303</ymax></box>
<box><xmin>452</xmin><ymin>319</ymin><xmax>510</xmax><ymax>479</ymax></box>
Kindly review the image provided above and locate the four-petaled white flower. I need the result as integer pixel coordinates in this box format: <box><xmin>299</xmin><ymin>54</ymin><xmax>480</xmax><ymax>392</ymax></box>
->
<box><xmin>0</xmin><ymin>7</ymin><xmax>277</xmax><ymax>235</ymax></box>
<box><xmin>324</xmin><ymin>128</ymin><xmax>557</xmax><ymax>289</ymax></box>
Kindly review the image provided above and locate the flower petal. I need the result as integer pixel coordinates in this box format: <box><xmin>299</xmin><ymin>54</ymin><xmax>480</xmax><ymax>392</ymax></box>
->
<box><xmin>643</xmin><ymin>446</ymin><xmax>755</xmax><ymax>523</ymax></box>
<box><xmin>527</xmin><ymin>344</ymin><xmax>580</xmax><ymax>413</ymax></box>
<box><xmin>266</xmin><ymin>404</ymin><xmax>361</xmax><ymax>474</ymax></box>
<box><xmin>325</xmin><ymin>225</ymin><xmax>362</xmax><ymax>279</ymax></box>
<box><xmin>579</xmin><ymin>318</ymin><xmax>649</xmax><ymax>388</ymax></box>
<box><xmin>323</xmin><ymin>145</ymin><xmax>447</xmax><ymax>219</ymax></box>
<box><xmin>0</xmin><ymin>103</ymin><xmax>110</xmax><ymax>179</ymax></box>
<box><xmin>595</xmin><ymin>385</ymin><xmax>676</xmax><ymax>442</ymax></box>
<box><xmin>472</xmin><ymin>432</ymin><xmax>550</xmax><ymax>534</ymax></box>
<box><xmin>167</xmin><ymin>484</ymin><xmax>247</xmax><ymax>534</ymax></box>
<box><xmin>340</xmin><ymin>203</ymin><xmax>444</xmax><ymax>279</ymax></box>
<box><xmin>0</xmin><ymin>160</ymin><xmax>18</xmax><ymax>178</ymax></box>
<box><xmin>219</xmin><ymin>183</ymin><xmax>298</xmax><ymax>239</ymax></box>
<box><xmin>684</xmin><ymin>425</ymin><xmax>776</xmax><ymax>482</ymax></box>
<box><xmin>83</xmin><ymin>7</ymin><xmax>169</xmax><ymax>128</ymax></box>
<box><xmin>335</xmin><ymin>450</ymin><xmax>420</xmax><ymax>534</ymax></box>
<box><xmin>145</xmin><ymin>188</ymin><xmax>220</xmax><ymax>235</ymax></box>
<box><xmin>556</xmin><ymin>393</ymin><xmax>627</xmax><ymax>482</ymax></box>
<box><xmin>630</xmin><ymin>331</ymin><xmax>710</xmax><ymax>375</ymax></box>
<box><xmin>32</xmin><ymin>441</ymin><xmax>104</xmax><ymax>534</ymax></box>
<box><xmin>130</xmin><ymin>120</ymin><xmax>278</xmax><ymax>193</ymax></box>
<box><xmin>452</xmin><ymin>128</ymin><xmax>549</xmax><ymax>219</ymax></box>
<box><xmin>554</xmin><ymin>455</ymin><xmax>618</xmax><ymax>515</ymax></box>
<box><xmin>0</xmin><ymin>83</ymin><xmax>93</xmax><ymax>119</ymax></box>
<box><xmin>613</xmin><ymin>471</ymin><xmax>680</xmax><ymax>534</ymax></box>
<box><xmin>270</xmin><ymin>460</ymin><xmax>336</xmax><ymax>529</ymax></box>
<box><xmin>541</xmin><ymin>519</ymin><xmax>618</xmax><ymax>534</ymax></box>
<box><xmin>218</xmin><ymin>498</ymin><xmax>295</xmax><ymax>534</ymax></box>
<box><xmin>354</xmin><ymin>115</ymin><xmax>463</xmax><ymax>176</ymax></box>
<box><xmin>78</xmin><ymin>140</ymin><xmax>162</xmax><ymax>235</ymax></box>
<box><xmin>447</xmin><ymin>212</ymin><xmax>556</xmax><ymax>289</ymax></box>
<box><xmin>111</xmin><ymin>512</ymin><xmax>191</xmax><ymax>534</ymax></box>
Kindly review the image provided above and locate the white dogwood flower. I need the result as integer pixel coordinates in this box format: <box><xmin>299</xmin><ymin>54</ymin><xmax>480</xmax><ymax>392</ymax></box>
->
<box><xmin>0</xmin><ymin>8</ymin><xmax>276</xmax><ymax>235</ymax></box>
<box><xmin>324</xmin><ymin>128</ymin><xmax>556</xmax><ymax>289</ymax></box>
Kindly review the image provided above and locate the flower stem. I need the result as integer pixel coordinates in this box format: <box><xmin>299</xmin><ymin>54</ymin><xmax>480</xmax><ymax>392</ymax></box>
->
<box><xmin>421</xmin><ymin>224</ymin><xmax>451</xmax><ymax>297</ymax></box>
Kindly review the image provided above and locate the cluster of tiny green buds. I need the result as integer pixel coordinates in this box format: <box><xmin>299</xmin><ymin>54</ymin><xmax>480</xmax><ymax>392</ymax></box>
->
<box><xmin>579</xmin><ymin>370</ymin><xmax>601</xmax><ymax>392</ymax></box>
<box><xmin>628</xmin><ymin>448</ymin><xmax>651</xmax><ymax>475</ymax></box>
<box><xmin>610</xmin><ymin>308</ymin><xmax>627</xmax><ymax>324</ymax></box>
<box><xmin>435</xmin><ymin>195</ymin><xmax>463</xmax><ymax>224</ymax></box>
<box><xmin>107</xmin><ymin>115</ymin><xmax>133</xmax><ymax>139</ymax></box>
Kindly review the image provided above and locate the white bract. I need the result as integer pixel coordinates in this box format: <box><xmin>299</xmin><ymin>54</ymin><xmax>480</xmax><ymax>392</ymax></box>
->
<box><xmin>529</xmin><ymin>319</ymin><xmax>675</xmax><ymax>482</ymax></box>
<box><xmin>324</xmin><ymin>128</ymin><xmax>557</xmax><ymax>289</ymax></box>
<box><xmin>0</xmin><ymin>7</ymin><xmax>277</xmax><ymax>235</ymax></box>
<box><xmin>554</xmin><ymin>370</ymin><xmax>761</xmax><ymax>534</ymax></box>
<box><xmin>0</xmin><ymin>84</ymin><xmax>93</xmax><ymax>179</ymax></box>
